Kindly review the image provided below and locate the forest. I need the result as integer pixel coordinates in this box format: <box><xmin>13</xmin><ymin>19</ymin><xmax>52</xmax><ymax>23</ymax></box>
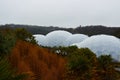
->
<box><xmin>0</xmin><ymin>24</ymin><xmax>120</xmax><ymax>38</ymax></box>
<box><xmin>0</xmin><ymin>27</ymin><xmax>120</xmax><ymax>80</ymax></box>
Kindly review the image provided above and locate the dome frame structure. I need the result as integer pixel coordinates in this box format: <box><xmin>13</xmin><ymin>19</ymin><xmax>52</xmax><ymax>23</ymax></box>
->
<box><xmin>45</xmin><ymin>30</ymin><xmax>72</xmax><ymax>47</ymax></box>
<box><xmin>72</xmin><ymin>35</ymin><xmax>120</xmax><ymax>61</ymax></box>
<box><xmin>33</xmin><ymin>34</ymin><xmax>47</xmax><ymax>46</ymax></box>
<box><xmin>63</xmin><ymin>34</ymin><xmax>88</xmax><ymax>46</ymax></box>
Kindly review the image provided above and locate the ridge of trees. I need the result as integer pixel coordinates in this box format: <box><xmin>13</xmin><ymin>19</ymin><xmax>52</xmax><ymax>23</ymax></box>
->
<box><xmin>0</xmin><ymin>24</ymin><xmax>120</xmax><ymax>38</ymax></box>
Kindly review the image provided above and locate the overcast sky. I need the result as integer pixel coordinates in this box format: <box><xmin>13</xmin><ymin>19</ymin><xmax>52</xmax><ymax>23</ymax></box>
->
<box><xmin>0</xmin><ymin>0</ymin><xmax>120</xmax><ymax>28</ymax></box>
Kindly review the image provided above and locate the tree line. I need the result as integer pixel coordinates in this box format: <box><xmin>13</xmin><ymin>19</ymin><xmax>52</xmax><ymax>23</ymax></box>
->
<box><xmin>0</xmin><ymin>24</ymin><xmax>120</xmax><ymax>38</ymax></box>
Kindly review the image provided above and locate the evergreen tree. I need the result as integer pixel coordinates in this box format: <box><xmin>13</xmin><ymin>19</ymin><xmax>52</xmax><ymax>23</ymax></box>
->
<box><xmin>0</xmin><ymin>57</ymin><xmax>28</xmax><ymax>80</ymax></box>
<box><xmin>0</xmin><ymin>31</ymin><xmax>16</xmax><ymax>56</ymax></box>
<box><xmin>14</xmin><ymin>28</ymin><xmax>37</xmax><ymax>44</ymax></box>
<box><xmin>98</xmin><ymin>55</ymin><xmax>120</xmax><ymax>80</ymax></box>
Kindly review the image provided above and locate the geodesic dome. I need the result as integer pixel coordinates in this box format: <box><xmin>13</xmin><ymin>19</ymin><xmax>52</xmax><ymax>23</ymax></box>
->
<box><xmin>63</xmin><ymin>34</ymin><xmax>88</xmax><ymax>46</ymax></box>
<box><xmin>46</xmin><ymin>30</ymin><xmax>72</xmax><ymax>47</ymax></box>
<box><xmin>33</xmin><ymin>34</ymin><xmax>47</xmax><ymax>46</ymax></box>
<box><xmin>72</xmin><ymin>35</ymin><xmax>120</xmax><ymax>61</ymax></box>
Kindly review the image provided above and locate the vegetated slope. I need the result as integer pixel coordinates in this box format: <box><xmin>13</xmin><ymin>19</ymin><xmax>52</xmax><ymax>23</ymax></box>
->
<box><xmin>53</xmin><ymin>46</ymin><xmax>120</xmax><ymax>80</ymax></box>
<box><xmin>74</xmin><ymin>25</ymin><xmax>120</xmax><ymax>36</ymax></box>
<box><xmin>9</xmin><ymin>40</ymin><xmax>66</xmax><ymax>80</ymax></box>
<box><xmin>1</xmin><ymin>24</ymin><xmax>120</xmax><ymax>38</ymax></box>
<box><xmin>1</xmin><ymin>27</ymin><xmax>120</xmax><ymax>80</ymax></box>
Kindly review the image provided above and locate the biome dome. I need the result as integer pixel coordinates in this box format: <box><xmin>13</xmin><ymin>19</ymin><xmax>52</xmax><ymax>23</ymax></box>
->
<box><xmin>63</xmin><ymin>34</ymin><xmax>88</xmax><ymax>46</ymax></box>
<box><xmin>72</xmin><ymin>35</ymin><xmax>120</xmax><ymax>61</ymax></box>
<box><xmin>46</xmin><ymin>30</ymin><xmax>72</xmax><ymax>47</ymax></box>
<box><xmin>33</xmin><ymin>34</ymin><xmax>47</xmax><ymax>46</ymax></box>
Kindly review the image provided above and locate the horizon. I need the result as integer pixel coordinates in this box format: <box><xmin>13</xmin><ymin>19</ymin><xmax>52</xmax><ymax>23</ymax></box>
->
<box><xmin>1</xmin><ymin>23</ymin><xmax>120</xmax><ymax>28</ymax></box>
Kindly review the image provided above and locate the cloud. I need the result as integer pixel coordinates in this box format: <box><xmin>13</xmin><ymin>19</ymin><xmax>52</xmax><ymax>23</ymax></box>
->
<box><xmin>0</xmin><ymin>0</ymin><xmax>120</xmax><ymax>27</ymax></box>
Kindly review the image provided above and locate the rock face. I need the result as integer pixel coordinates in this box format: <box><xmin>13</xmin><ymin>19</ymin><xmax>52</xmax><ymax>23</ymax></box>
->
<box><xmin>33</xmin><ymin>34</ymin><xmax>47</xmax><ymax>46</ymax></box>
<box><xmin>72</xmin><ymin>35</ymin><xmax>120</xmax><ymax>61</ymax></box>
<box><xmin>46</xmin><ymin>30</ymin><xmax>72</xmax><ymax>47</ymax></box>
<box><xmin>63</xmin><ymin>34</ymin><xmax>88</xmax><ymax>46</ymax></box>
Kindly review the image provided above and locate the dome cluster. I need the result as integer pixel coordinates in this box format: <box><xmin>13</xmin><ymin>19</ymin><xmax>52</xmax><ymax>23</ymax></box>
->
<box><xmin>63</xmin><ymin>34</ymin><xmax>88</xmax><ymax>46</ymax></box>
<box><xmin>33</xmin><ymin>34</ymin><xmax>47</xmax><ymax>46</ymax></box>
<box><xmin>45</xmin><ymin>30</ymin><xmax>72</xmax><ymax>47</ymax></box>
<box><xmin>33</xmin><ymin>30</ymin><xmax>88</xmax><ymax>47</ymax></box>
<box><xmin>72</xmin><ymin>35</ymin><xmax>120</xmax><ymax>61</ymax></box>
<box><xmin>33</xmin><ymin>30</ymin><xmax>120</xmax><ymax>61</ymax></box>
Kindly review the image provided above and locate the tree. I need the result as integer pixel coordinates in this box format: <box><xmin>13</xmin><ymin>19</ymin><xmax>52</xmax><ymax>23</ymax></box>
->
<box><xmin>14</xmin><ymin>28</ymin><xmax>37</xmax><ymax>44</ymax></box>
<box><xmin>97</xmin><ymin>55</ymin><xmax>120</xmax><ymax>80</ymax></box>
<box><xmin>9</xmin><ymin>40</ymin><xmax>66</xmax><ymax>80</ymax></box>
<box><xmin>0</xmin><ymin>57</ymin><xmax>28</xmax><ymax>80</ymax></box>
<box><xmin>65</xmin><ymin>48</ymin><xmax>98</xmax><ymax>80</ymax></box>
<box><xmin>0</xmin><ymin>29</ymin><xmax>30</xmax><ymax>80</ymax></box>
<box><xmin>0</xmin><ymin>30</ymin><xmax>16</xmax><ymax>56</ymax></box>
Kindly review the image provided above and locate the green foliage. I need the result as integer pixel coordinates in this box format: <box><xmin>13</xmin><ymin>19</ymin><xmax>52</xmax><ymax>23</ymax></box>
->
<box><xmin>14</xmin><ymin>28</ymin><xmax>37</xmax><ymax>44</ymax></box>
<box><xmin>67</xmin><ymin>48</ymin><xmax>96</xmax><ymax>70</ymax></box>
<box><xmin>0</xmin><ymin>30</ymin><xmax>16</xmax><ymax>56</ymax></box>
<box><xmin>98</xmin><ymin>55</ymin><xmax>113</xmax><ymax>69</ymax></box>
<box><xmin>0</xmin><ymin>28</ymin><xmax>37</xmax><ymax>57</ymax></box>
<box><xmin>97</xmin><ymin>55</ymin><xmax>120</xmax><ymax>80</ymax></box>
<box><xmin>0</xmin><ymin>28</ymin><xmax>31</xmax><ymax>80</ymax></box>
<box><xmin>65</xmin><ymin>48</ymin><xmax>97</xmax><ymax>80</ymax></box>
<box><xmin>68</xmin><ymin>53</ymin><xmax>90</xmax><ymax>72</ymax></box>
<box><xmin>63</xmin><ymin>47</ymin><xmax>120</xmax><ymax>80</ymax></box>
<box><xmin>0</xmin><ymin>57</ymin><xmax>28</xmax><ymax>80</ymax></box>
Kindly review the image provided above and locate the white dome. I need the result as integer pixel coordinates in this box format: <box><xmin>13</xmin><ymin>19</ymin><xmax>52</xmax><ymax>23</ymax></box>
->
<box><xmin>63</xmin><ymin>34</ymin><xmax>88</xmax><ymax>46</ymax></box>
<box><xmin>33</xmin><ymin>34</ymin><xmax>47</xmax><ymax>46</ymax></box>
<box><xmin>46</xmin><ymin>30</ymin><xmax>72</xmax><ymax>47</ymax></box>
<box><xmin>73</xmin><ymin>35</ymin><xmax>120</xmax><ymax>61</ymax></box>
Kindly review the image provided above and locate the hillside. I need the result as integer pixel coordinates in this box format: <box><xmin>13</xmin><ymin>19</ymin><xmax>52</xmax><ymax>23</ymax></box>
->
<box><xmin>9</xmin><ymin>40</ymin><xmax>66</xmax><ymax>80</ymax></box>
<box><xmin>0</xmin><ymin>24</ymin><xmax>120</xmax><ymax>38</ymax></box>
<box><xmin>0</xmin><ymin>28</ymin><xmax>120</xmax><ymax>80</ymax></box>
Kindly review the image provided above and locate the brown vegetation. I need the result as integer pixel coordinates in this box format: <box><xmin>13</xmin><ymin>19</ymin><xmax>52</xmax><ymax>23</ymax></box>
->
<box><xmin>9</xmin><ymin>40</ymin><xmax>66</xmax><ymax>80</ymax></box>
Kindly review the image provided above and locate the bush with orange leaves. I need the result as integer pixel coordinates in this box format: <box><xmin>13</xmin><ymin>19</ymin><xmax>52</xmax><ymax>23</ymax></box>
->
<box><xmin>9</xmin><ymin>40</ymin><xmax>66</xmax><ymax>80</ymax></box>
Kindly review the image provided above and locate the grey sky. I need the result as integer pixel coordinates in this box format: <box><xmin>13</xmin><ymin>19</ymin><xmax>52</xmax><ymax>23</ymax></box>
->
<box><xmin>0</xmin><ymin>0</ymin><xmax>120</xmax><ymax>28</ymax></box>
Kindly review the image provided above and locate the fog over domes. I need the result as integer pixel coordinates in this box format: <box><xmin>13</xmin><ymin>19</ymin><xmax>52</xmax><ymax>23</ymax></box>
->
<box><xmin>33</xmin><ymin>34</ymin><xmax>46</xmax><ymax>46</ymax></box>
<box><xmin>46</xmin><ymin>30</ymin><xmax>72</xmax><ymax>47</ymax></box>
<box><xmin>73</xmin><ymin>35</ymin><xmax>120</xmax><ymax>61</ymax></box>
<box><xmin>63</xmin><ymin>34</ymin><xmax>89</xmax><ymax>46</ymax></box>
